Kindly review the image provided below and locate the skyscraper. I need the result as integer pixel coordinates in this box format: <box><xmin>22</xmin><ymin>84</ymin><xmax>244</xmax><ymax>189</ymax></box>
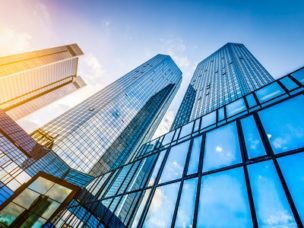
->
<box><xmin>0</xmin><ymin>44</ymin><xmax>86</xmax><ymax>120</ymax></box>
<box><xmin>32</xmin><ymin>54</ymin><xmax>182</xmax><ymax>176</ymax></box>
<box><xmin>172</xmin><ymin>43</ymin><xmax>274</xmax><ymax>129</ymax></box>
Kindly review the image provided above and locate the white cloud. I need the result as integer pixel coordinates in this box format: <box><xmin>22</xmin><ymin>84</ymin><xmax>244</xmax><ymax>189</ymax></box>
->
<box><xmin>153</xmin><ymin>110</ymin><xmax>175</xmax><ymax>138</ymax></box>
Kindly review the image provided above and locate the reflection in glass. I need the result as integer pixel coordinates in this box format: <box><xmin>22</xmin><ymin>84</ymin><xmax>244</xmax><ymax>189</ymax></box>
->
<box><xmin>21</xmin><ymin>213</ymin><xmax>46</xmax><ymax>228</ymax></box>
<box><xmin>187</xmin><ymin>136</ymin><xmax>202</xmax><ymax>175</ymax></box>
<box><xmin>259</xmin><ymin>95</ymin><xmax>304</xmax><ymax>153</ymax></box>
<box><xmin>203</xmin><ymin>122</ymin><xmax>241</xmax><ymax>172</ymax></box>
<box><xmin>41</xmin><ymin>200</ymin><xmax>60</xmax><ymax>219</ymax></box>
<box><xmin>13</xmin><ymin>188</ymin><xmax>40</xmax><ymax>209</ymax></box>
<box><xmin>159</xmin><ymin>140</ymin><xmax>190</xmax><ymax>183</ymax></box>
<box><xmin>280</xmin><ymin>77</ymin><xmax>298</xmax><ymax>91</ymax></box>
<box><xmin>241</xmin><ymin>115</ymin><xmax>266</xmax><ymax>158</ymax></box>
<box><xmin>291</xmin><ymin>68</ymin><xmax>304</xmax><ymax>84</ymax></box>
<box><xmin>131</xmin><ymin>189</ymin><xmax>151</xmax><ymax>228</ymax></box>
<box><xmin>197</xmin><ymin>168</ymin><xmax>252</xmax><ymax>227</ymax></box>
<box><xmin>218</xmin><ymin>107</ymin><xmax>225</xmax><ymax>121</ymax></box>
<box><xmin>179</xmin><ymin>122</ymin><xmax>193</xmax><ymax>138</ymax></box>
<box><xmin>148</xmin><ymin>150</ymin><xmax>166</xmax><ymax>186</ymax></box>
<box><xmin>248</xmin><ymin>160</ymin><xmax>296</xmax><ymax>226</ymax></box>
<box><xmin>29</xmin><ymin>177</ymin><xmax>54</xmax><ymax>194</ymax></box>
<box><xmin>201</xmin><ymin>111</ymin><xmax>216</xmax><ymax>129</ymax></box>
<box><xmin>279</xmin><ymin>153</ymin><xmax>304</xmax><ymax>222</ymax></box>
<box><xmin>255</xmin><ymin>82</ymin><xmax>285</xmax><ymax>103</ymax></box>
<box><xmin>162</xmin><ymin>131</ymin><xmax>175</xmax><ymax>145</ymax></box>
<box><xmin>0</xmin><ymin>202</ymin><xmax>25</xmax><ymax>226</ymax></box>
<box><xmin>143</xmin><ymin>182</ymin><xmax>180</xmax><ymax>228</ymax></box>
<box><xmin>175</xmin><ymin>178</ymin><xmax>198</xmax><ymax>227</ymax></box>
<box><xmin>226</xmin><ymin>98</ymin><xmax>246</xmax><ymax>117</ymax></box>
<box><xmin>246</xmin><ymin>94</ymin><xmax>257</xmax><ymax>108</ymax></box>
<box><xmin>45</xmin><ymin>184</ymin><xmax>72</xmax><ymax>203</ymax></box>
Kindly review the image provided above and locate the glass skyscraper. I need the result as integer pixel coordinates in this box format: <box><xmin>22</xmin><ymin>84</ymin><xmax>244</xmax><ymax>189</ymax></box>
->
<box><xmin>172</xmin><ymin>43</ymin><xmax>274</xmax><ymax>129</ymax></box>
<box><xmin>44</xmin><ymin>45</ymin><xmax>304</xmax><ymax>227</ymax></box>
<box><xmin>32</xmin><ymin>54</ymin><xmax>182</xmax><ymax>176</ymax></box>
<box><xmin>0</xmin><ymin>44</ymin><xmax>86</xmax><ymax>120</ymax></box>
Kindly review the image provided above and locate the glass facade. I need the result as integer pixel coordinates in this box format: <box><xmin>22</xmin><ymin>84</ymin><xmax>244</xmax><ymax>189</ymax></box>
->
<box><xmin>51</xmin><ymin>66</ymin><xmax>304</xmax><ymax>227</ymax></box>
<box><xmin>0</xmin><ymin>44</ymin><xmax>85</xmax><ymax>120</ymax></box>
<box><xmin>32</xmin><ymin>54</ymin><xmax>182</xmax><ymax>176</ymax></box>
<box><xmin>171</xmin><ymin>43</ymin><xmax>274</xmax><ymax>129</ymax></box>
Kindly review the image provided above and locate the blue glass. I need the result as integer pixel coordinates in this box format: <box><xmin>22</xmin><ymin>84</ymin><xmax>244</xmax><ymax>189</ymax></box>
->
<box><xmin>203</xmin><ymin>122</ymin><xmax>242</xmax><ymax>172</ymax></box>
<box><xmin>280</xmin><ymin>77</ymin><xmax>298</xmax><ymax>91</ymax></box>
<box><xmin>148</xmin><ymin>150</ymin><xmax>166</xmax><ymax>186</ymax></box>
<box><xmin>291</xmin><ymin>68</ymin><xmax>304</xmax><ymax>85</ymax></box>
<box><xmin>246</xmin><ymin>94</ymin><xmax>257</xmax><ymax>107</ymax></box>
<box><xmin>0</xmin><ymin>184</ymin><xmax>13</xmax><ymax>205</ymax></box>
<box><xmin>197</xmin><ymin>167</ymin><xmax>252</xmax><ymax>227</ymax></box>
<box><xmin>179</xmin><ymin>122</ymin><xmax>193</xmax><ymax>138</ymax></box>
<box><xmin>226</xmin><ymin>98</ymin><xmax>246</xmax><ymax>117</ymax></box>
<box><xmin>278</xmin><ymin>153</ymin><xmax>304</xmax><ymax>222</ymax></box>
<box><xmin>187</xmin><ymin>136</ymin><xmax>202</xmax><ymax>175</ymax></box>
<box><xmin>193</xmin><ymin>119</ymin><xmax>200</xmax><ymax>132</ymax></box>
<box><xmin>175</xmin><ymin>178</ymin><xmax>198</xmax><ymax>227</ymax></box>
<box><xmin>259</xmin><ymin>95</ymin><xmax>304</xmax><ymax>154</ymax></box>
<box><xmin>131</xmin><ymin>189</ymin><xmax>151</xmax><ymax>228</ymax></box>
<box><xmin>159</xmin><ymin>140</ymin><xmax>190</xmax><ymax>183</ymax></box>
<box><xmin>241</xmin><ymin>115</ymin><xmax>266</xmax><ymax>158</ymax></box>
<box><xmin>143</xmin><ymin>182</ymin><xmax>180</xmax><ymax>228</ymax></box>
<box><xmin>218</xmin><ymin>107</ymin><xmax>225</xmax><ymax>121</ymax></box>
<box><xmin>162</xmin><ymin>131</ymin><xmax>174</xmax><ymax>145</ymax></box>
<box><xmin>255</xmin><ymin>82</ymin><xmax>285</xmax><ymax>103</ymax></box>
<box><xmin>201</xmin><ymin>111</ymin><xmax>216</xmax><ymax>129</ymax></box>
<box><xmin>248</xmin><ymin>160</ymin><xmax>296</xmax><ymax>226</ymax></box>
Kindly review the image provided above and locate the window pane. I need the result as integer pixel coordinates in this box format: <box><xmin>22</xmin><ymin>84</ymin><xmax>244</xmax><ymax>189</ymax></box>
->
<box><xmin>159</xmin><ymin>141</ymin><xmax>190</xmax><ymax>183</ymax></box>
<box><xmin>143</xmin><ymin>182</ymin><xmax>180</xmax><ymax>228</ymax></box>
<box><xmin>0</xmin><ymin>202</ymin><xmax>25</xmax><ymax>226</ymax></box>
<box><xmin>259</xmin><ymin>95</ymin><xmax>304</xmax><ymax>154</ymax></box>
<box><xmin>203</xmin><ymin>122</ymin><xmax>242</xmax><ymax>172</ymax></box>
<box><xmin>291</xmin><ymin>68</ymin><xmax>304</xmax><ymax>84</ymax></box>
<box><xmin>255</xmin><ymin>82</ymin><xmax>285</xmax><ymax>103</ymax></box>
<box><xmin>162</xmin><ymin>131</ymin><xmax>174</xmax><ymax>146</ymax></box>
<box><xmin>278</xmin><ymin>153</ymin><xmax>304</xmax><ymax>222</ymax></box>
<box><xmin>197</xmin><ymin>168</ymin><xmax>252</xmax><ymax>227</ymax></box>
<box><xmin>226</xmin><ymin>98</ymin><xmax>246</xmax><ymax>117</ymax></box>
<box><xmin>179</xmin><ymin>122</ymin><xmax>193</xmax><ymax>138</ymax></box>
<box><xmin>248</xmin><ymin>160</ymin><xmax>296</xmax><ymax>226</ymax></box>
<box><xmin>187</xmin><ymin>136</ymin><xmax>202</xmax><ymax>175</ymax></box>
<box><xmin>201</xmin><ymin>111</ymin><xmax>216</xmax><ymax>129</ymax></box>
<box><xmin>45</xmin><ymin>184</ymin><xmax>72</xmax><ymax>203</ymax></box>
<box><xmin>241</xmin><ymin>115</ymin><xmax>266</xmax><ymax>158</ymax></box>
<box><xmin>130</xmin><ymin>189</ymin><xmax>151</xmax><ymax>228</ymax></box>
<box><xmin>29</xmin><ymin>177</ymin><xmax>54</xmax><ymax>194</ymax></box>
<box><xmin>13</xmin><ymin>188</ymin><xmax>40</xmax><ymax>209</ymax></box>
<box><xmin>218</xmin><ymin>107</ymin><xmax>225</xmax><ymax>121</ymax></box>
<box><xmin>246</xmin><ymin>94</ymin><xmax>257</xmax><ymax>108</ymax></box>
<box><xmin>148</xmin><ymin>150</ymin><xmax>166</xmax><ymax>186</ymax></box>
<box><xmin>280</xmin><ymin>77</ymin><xmax>298</xmax><ymax>91</ymax></box>
<box><xmin>175</xmin><ymin>178</ymin><xmax>198</xmax><ymax>227</ymax></box>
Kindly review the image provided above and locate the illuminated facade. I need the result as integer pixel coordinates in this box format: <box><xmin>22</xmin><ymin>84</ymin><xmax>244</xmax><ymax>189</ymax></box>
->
<box><xmin>32</xmin><ymin>54</ymin><xmax>182</xmax><ymax>176</ymax></box>
<box><xmin>172</xmin><ymin>43</ymin><xmax>274</xmax><ymax>129</ymax></box>
<box><xmin>0</xmin><ymin>44</ymin><xmax>86</xmax><ymax>120</ymax></box>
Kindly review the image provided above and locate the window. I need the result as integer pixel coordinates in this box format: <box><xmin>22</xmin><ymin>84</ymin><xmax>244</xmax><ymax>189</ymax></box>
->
<box><xmin>226</xmin><ymin>98</ymin><xmax>246</xmax><ymax>117</ymax></box>
<box><xmin>203</xmin><ymin>122</ymin><xmax>242</xmax><ymax>172</ymax></box>
<box><xmin>248</xmin><ymin>160</ymin><xmax>296</xmax><ymax>226</ymax></box>
<box><xmin>291</xmin><ymin>68</ymin><xmax>304</xmax><ymax>85</ymax></box>
<box><xmin>218</xmin><ymin>107</ymin><xmax>225</xmax><ymax>121</ymax></box>
<box><xmin>187</xmin><ymin>136</ymin><xmax>202</xmax><ymax>175</ymax></box>
<box><xmin>130</xmin><ymin>190</ymin><xmax>151</xmax><ymax>228</ymax></box>
<box><xmin>246</xmin><ymin>94</ymin><xmax>257</xmax><ymax>108</ymax></box>
<box><xmin>179</xmin><ymin>122</ymin><xmax>193</xmax><ymax>138</ymax></box>
<box><xmin>255</xmin><ymin>82</ymin><xmax>285</xmax><ymax>103</ymax></box>
<box><xmin>241</xmin><ymin>115</ymin><xmax>266</xmax><ymax>158</ymax></box>
<box><xmin>162</xmin><ymin>131</ymin><xmax>174</xmax><ymax>146</ymax></box>
<box><xmin>175</xmin><ymin>178</ymin><xmax>198</xmax><ymax>227</ymax></box>
<box><xmin>259</xmin><ymin>95</ymin><xmax>304</xmax><ymax>154</ymax></box>
<box><xmin>159</xmin><ymin>141</ymin><xmax>190</xmax><ymax>183</ymax></box>
<box><xmin>279</xmin><ymin>77</ymin><xmax>298</xmax><ymax>91</ymax></box>
<box><xmin>197</xmin><ymin>168</ymin><xmax>252</xmax><ymax>227</ymax></box>
<box><xmin>143</xmin><ymin>182</ymin><xmax>180</xmax><ymax>227</ymax></box>
<box><xmin>278</xmin><ymin>153</ymin><xmax>304</xmax><ymax>222</ymax></box>
<box><xmin>201</xmin><ymin>111</ymin><xmax>216</xmax><ymax>129</ymax></box>
<box><xmin>148</xmin><ymin>150</ymin><xmax>166</xmax><ymax>186</ymax></box>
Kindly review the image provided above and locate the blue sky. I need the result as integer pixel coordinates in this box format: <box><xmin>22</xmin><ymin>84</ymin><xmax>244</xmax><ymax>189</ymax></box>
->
<box><xmin>1</xmin><ymin>0</ymin><xmax>304</xmax><ymax>135</ymax></box>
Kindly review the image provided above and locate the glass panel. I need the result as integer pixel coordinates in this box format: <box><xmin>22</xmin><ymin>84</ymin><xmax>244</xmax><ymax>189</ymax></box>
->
<box><xmin>241</xmin><ymin>115</ymin><xmax>266</xmax><ymax>158</ymax></box>
<box><xmin>131</xmin><ymin>189</ymin><xmax>151</xmax><ymax>228</ymax></box>
<box><xmin>159</xmin><ymin>140</ymin><xmax>190</xmax><ymax>183</ymax></box>
<box><xmin>201</xmin><ymin>111</ymin><xmax>216</xmax><ymax>129</ymax></box>
<box><xmin>218</xmin><ymin>107</ymin><xmax>225</xmax><ymax>121</ymax></box>
<box><xmin>280</xmin><ymin>77</ymin><xmax>298</xmax><ymax>90</ymax></box>
<box><xmin>41</xmin><ymin>200</ymin><xmax>60</xmax><ymax>219</ymax></box>
<box><xmin>226</xmin><ymin>98</ymin><xmax>246</xmax><ymax>117</ymax></box>
<box><xmin>13</xmin><ymin>188</ymin><xmax>40</xmax><ymax>209</ymax></box>
<box><xmin>187</xmin><ymin>136</ymin><xmax>202</xmax><ymax>175</ymax></box>
<box><xmin>278</xmin><ymin>153</ymin><xmax>304</xmax><ymax>222</ymax></box>
<box><xmin>203</xmin><ymin>122</ymin><xmax>242</xmax><ymax>172</ymax></box>
<box><xmin>246</xmin><ymin>94</ymin><xmax>257</xmax><ymax>107</ymax></box>
<box><xmin>197</xmin><ymin>167</ymin><xmax>252</xmax><ymax>227</ymax></box>
<box><xmin>21</xmin><ymin>212</ymin><xmax>46</xmax><ymax>228</ymax></box>
<box><xmin>248</xmin><ymin>160</ymin><xmax>296</xmax><ymax>226</ymax></box>
<box><xmin>255</xmin><ymin>82</ymin><xmax>285</xmax><ymax>103</ymax></box>
<box><xmin>0</xmin><ymin>202</ymin><xmax>25</xmax><ymax>226</ymax></box>
<box><xmin>162</xmin><ymin>131</ymin><xmax>175</xmax><ymax>146</ymax></box>
<box><xmin>194</xmin><ymin>119</ymin><xmax>200</xmax><ymax>132</ymax></box>
<box><xmin>173</xmin><ymin>128</ymin><xmax>180</xmax><ymax>141</ymax></box>
<box><xmin>148</xmin><ymin>150</ymin><xmax>166</xmax><ymax>186</ymax></box>
<box><xmin>29</xmin><ymin>177</ymin><xmax>54</xmax><ymax>194</ymax></box>
<box><xmin>175</xmin><ymin>178</ymin><xmax>198</xmax><ymax>227</ymax></box>
<box><xmin>143</xmin><ymin>182</ymin><xmax>180</xmax><ymax>228</ymax></box>
<box><xmin>291</xmin><ymin>68</ymin><xmax>304</xmax><ymax>84</ymax></box>
<box><xmin>259</xmin><ymin>95</ymin><xmax>304</xmax><ymax>154</ymax></box>
<box><xmin>179</xmin><ymin>122</ymin><xmax>193</xmax><ymax>138</ymax></box>
<box><xmin>45</xmin><ymin>184</ymin><xmax>72</xmax><ymax>203</ymax></box>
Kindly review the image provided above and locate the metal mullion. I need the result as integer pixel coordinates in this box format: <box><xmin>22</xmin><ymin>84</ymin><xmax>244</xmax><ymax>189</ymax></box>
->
<box><xmin>288</xmin><ymin>74</ymin><xmax>303</xmax><ymax>87</ymax></box>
